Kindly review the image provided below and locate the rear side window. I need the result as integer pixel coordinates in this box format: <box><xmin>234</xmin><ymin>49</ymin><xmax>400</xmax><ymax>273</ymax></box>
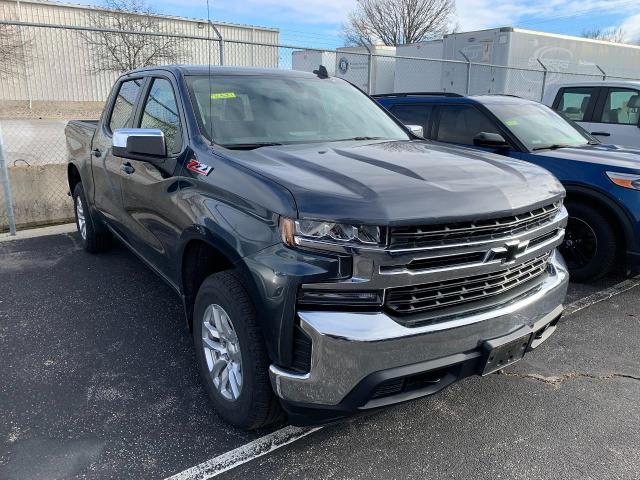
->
<box><xmin>139</xmin><ymin>78</ymin><xmax>182</xmax><ymax>154</ymax></box>
<box><xmin>389</xmin><ymin>104</ymin><xmax>433</xmax><ymax>134</ymax></box>
<box><xmin>599</xmin><ymin>88</ymin><xmax>640</xmax><ymax>125</ymax></box>
<box><xmin>436</xmin><ymin>106</ymin><xmax>499</xmax><ymax>146</ymax></box>
<box><xmin>556</xmin><ymin>88</ymin><xmax>596</xmax><ymax>121</ymax></box>
<box><xmin>109</xmin><ymin>79</ymin><xmax>143</xmax><ymax>133</ymax></box>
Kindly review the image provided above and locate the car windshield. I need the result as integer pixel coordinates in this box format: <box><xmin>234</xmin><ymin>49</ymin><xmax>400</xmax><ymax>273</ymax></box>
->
<box><xmin>489</xmin><ymin>102</ymin><xmax>591</xmax><ymax>151</ymax></box>
<box><xmin>186</xmin><ymin>74</ymin><xmax>409</xmax><ymax>147</ymax></box>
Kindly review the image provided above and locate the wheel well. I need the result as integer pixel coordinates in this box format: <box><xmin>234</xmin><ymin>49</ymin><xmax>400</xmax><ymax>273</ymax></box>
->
<box><xmin>68</xmin><ymin>164</ymin><xmax>81</xmax><ymax>194</ymax></box>
<box><xmin>565</xmin><ymin>191</ymin><xmax>626</xmax><ymax>258</ymax></box>
<box><xmin>181</xmin><ymin>240</ymin><xmax>235</xmax><ymax>329</ymax></box>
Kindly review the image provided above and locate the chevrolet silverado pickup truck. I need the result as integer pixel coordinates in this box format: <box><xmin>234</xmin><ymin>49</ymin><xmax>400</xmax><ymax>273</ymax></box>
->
<box><xmin>66</xmin><ymin>65</ymin><xmax>569</xmax><ymax>429</ymax></box>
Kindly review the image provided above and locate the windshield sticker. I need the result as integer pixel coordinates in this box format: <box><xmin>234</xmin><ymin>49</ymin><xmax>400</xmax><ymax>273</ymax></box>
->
<box><xmin>505</xmin><ymin>119</ymin><xmax>519</xmax><ymax>126</ymax></box>
<box><xmin>187</xmin><ymin>159</ymin><xmax>213</xmax><ymax>176</ymax></box>
<box><xmin>210</xmin><ymin>92</ymin><xmax>236</xmax><ymax>100</ymax></box>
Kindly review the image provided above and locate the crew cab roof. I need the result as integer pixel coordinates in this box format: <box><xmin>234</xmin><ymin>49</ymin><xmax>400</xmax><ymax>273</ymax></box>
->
<box><xmin>122</xmin><ymin>64</ymin><xmax>319</xmax><ymax>79</ymax></box>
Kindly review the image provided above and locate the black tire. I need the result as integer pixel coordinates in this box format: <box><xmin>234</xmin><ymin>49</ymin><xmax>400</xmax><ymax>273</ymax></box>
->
<box><xmin>193</xmin><ymin>270</ymin><xmax>282</xmax><ymax>430</ymax></box>
<box><xmin>73</xmin><ymin>183</ymin><xmax>111</xmax><ymax>253</ymax></box>
<box><xmin>560</xmin><ymin>202</ymin><xmax>617</xmax><ymax>282</ymax></box>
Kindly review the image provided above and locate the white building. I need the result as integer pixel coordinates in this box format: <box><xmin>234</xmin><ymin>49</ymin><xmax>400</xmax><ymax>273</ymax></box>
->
<box><xmin>0</xmin><ymin>0</ymin><xmax>280</xmax><ymax>102</ymax></box>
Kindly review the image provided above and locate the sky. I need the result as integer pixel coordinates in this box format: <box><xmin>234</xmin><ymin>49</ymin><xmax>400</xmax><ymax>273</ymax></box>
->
<box><xmin>66</xmin><ymin>0</ymin><xmax>640</xmax><ymax>49</ymax></box>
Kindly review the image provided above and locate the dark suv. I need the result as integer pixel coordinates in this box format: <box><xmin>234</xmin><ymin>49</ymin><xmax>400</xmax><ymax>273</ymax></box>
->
<box><xmin>376</xmin><ymin>93</ymin><xmax>640</xmax><ymax>281</ymax></box>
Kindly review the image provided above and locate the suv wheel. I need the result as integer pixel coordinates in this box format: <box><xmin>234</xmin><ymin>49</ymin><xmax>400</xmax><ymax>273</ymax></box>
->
<box><xmin>560</xmin><ymin>203</ymin><xmax>617</xmax><ymax>282</ymax></box>
<box><xmin>72</xmin><ymin>183</ymin><xmax>111</xmax><ymax>253</ymax></box>
<box><xmin>193</xmin><ymin>270</ymin><xmax>282</xmax><ymax>430</ymax></box>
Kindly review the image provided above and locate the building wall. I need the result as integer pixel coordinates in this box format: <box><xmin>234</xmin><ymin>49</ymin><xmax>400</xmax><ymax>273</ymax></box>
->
<box><xmin>0</xmin><ymin>0</ymin><xmax>279</xmax><ymax>102</ymax></box>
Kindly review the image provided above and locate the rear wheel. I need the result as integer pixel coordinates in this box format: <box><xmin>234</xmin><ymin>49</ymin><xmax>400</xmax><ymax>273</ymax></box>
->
<box><xmin>560</xmin><ymin>203</ymin><xmax>617</xmax><ymax>282</ymax></box>
<box><xmin>193</xmin><ymin>270</ymin><xmax>282</xmax><ymax>430</ymax></box>
<box><xmin>72</xmin><ymin>183</ymin><xmax>111</xmax><ymax>253</ymax></box>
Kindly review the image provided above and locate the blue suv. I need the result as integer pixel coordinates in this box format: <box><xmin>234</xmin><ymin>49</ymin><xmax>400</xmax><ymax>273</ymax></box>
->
<box><xmin>375</xmin><ymin>93</ymin><xmax>640</xmax><ymax>281</ymax></box>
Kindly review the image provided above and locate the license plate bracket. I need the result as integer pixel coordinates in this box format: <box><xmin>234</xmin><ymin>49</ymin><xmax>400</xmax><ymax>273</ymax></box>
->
<box><xmin>481</xmin><ymin>332</ymin><xmax>532</xmax><ymax>376</ymax></box>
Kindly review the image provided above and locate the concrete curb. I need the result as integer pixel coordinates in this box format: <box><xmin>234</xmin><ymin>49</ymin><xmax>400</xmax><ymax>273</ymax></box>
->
<box><xmin>0</xmin><ymin>223</ymin><xmax>76</xmax><ymax>242</ymax></box>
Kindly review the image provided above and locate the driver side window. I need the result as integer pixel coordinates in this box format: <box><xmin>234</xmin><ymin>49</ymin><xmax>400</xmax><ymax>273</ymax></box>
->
<box><xmin>139</xmin><ymin>78</ymin><xmax>183</xmax><ymax>154</ymax></box>
<box><xmin>436</xmin><ymin>106</ymin><xmax>500</xmax><ymax>146</ymax></box>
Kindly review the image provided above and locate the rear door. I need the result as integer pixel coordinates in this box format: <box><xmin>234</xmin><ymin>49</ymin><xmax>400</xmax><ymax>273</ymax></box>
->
<box><xmin>119</xmin><ymin>74</ymin><xmax>188</xmax><ymax>280</ymax></box>
<box><xmin>91</xmin><ymin>77</ymin><xmax>145</xmax><ymax>232</ymax></box>
<box><xmin>552</xmin><ymin>86</ymin><xmax>599</xmax><ymax>134</ymax></box>
<box><xmin>589</xmin><ymin>87</ymin><xmax>640</xmax><ymax>147</ymax></box>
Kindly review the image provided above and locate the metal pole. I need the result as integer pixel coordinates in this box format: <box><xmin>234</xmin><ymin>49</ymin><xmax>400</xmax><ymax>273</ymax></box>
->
<box><xmin>208</xmin><ymin>21</ymin><xmax>224</xmax><ymax>66</ymax></box>
<box><xmin>362</xmin><ymin>43</ymin><xmax>373</xmax><ymax>94</ymax></box>
<box><xmin>0</xmin><ymin>125</ymin><xmax>17</xmax><ymax>236</ymax></box>
<box><xmin>595</xmin><ymin>64</ymin><xmax>607</xmax><ymax>81</ymax></box>
<box><xmin>459</xmin><ymin>51</ymin><xmax>471</xmax><ymax>95</ymax></box>
<box><xmin>16</xmin><ymin>0</ymin><xmax>33</xmax><ymax>110</ymax></box>
<box><xmin>537</xmin><ymin>58</ymin><xmax>548</xmax><ymax>102</ymax></box>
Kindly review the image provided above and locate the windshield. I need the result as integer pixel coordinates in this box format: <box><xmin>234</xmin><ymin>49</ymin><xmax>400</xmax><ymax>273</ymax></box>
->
<box><xmin>186</xmin><ymin>74</ymin><xmax>409</xmax><ymax>147</ymax></box>
<box><xmin>490</xmin><ymin>102</ymin><xmax>591</xmax><ymax>151</ymax></box>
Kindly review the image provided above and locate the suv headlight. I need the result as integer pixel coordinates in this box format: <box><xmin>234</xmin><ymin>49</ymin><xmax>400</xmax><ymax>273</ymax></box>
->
<box><xmin>280</xmin><ymin>217</ymin><xmax>382</xmax><ymax>248</ymax></box>
<box><xmin>606</xmin><ymin>172</ymin><xmax>640</xmax><ymax>191</ymax></box>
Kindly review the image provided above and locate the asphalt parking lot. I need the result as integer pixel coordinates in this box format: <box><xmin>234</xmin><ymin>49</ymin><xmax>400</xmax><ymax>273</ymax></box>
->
<box><xmin>1</xmin><ymin>232</ymin><xmax>639</xmax><ymax>480</ymax></box>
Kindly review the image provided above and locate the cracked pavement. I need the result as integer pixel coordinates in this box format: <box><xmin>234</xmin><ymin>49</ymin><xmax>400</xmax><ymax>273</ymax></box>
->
<box><xmin>1</xmin><ymin>233</ymin><xmax>639</xmax><ymax>479</ymax></box>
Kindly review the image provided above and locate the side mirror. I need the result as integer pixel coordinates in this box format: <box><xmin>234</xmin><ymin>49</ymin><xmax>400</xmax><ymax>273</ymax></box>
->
<box><xmin>405</xmin><ymin>124</ymin><xmax>424</xmax><ymax>137</ymax></box>
<box><xmin>473</xmin><ymin>132</ymin><xmax>509</xmax><ymax>149</ymax></box>
<box><xmin>113</xmin><ymin>128</ymin><xmax>166</xmax><ymax>159</ymax></box>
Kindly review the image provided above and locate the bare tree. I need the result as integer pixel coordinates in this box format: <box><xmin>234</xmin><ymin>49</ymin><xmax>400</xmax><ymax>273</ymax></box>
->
<box><xmin>83</xmin><ymin>0</ymin><xmax>185</xmax><ymax>73</ymax></box>
<box><xmin>0</xmin><ymin>25</ymin><xmax>30</xmax><ymax>76</ymax></box>
<box><xmin>342</xmin><ymin>0</ymin><xmax>456</xmax><ymax>46</ymax></box>
<box><xmin>582</xmin><ymin>27</ymin><xmax>627</xmax><ymax>44</ymax></box>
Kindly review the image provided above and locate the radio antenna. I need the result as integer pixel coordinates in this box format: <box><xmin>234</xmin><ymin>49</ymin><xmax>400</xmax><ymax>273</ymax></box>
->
<box><xmin>206</xmin><ymin>0</ymin><xmax>213</xmax><ymax>145</ymax></box>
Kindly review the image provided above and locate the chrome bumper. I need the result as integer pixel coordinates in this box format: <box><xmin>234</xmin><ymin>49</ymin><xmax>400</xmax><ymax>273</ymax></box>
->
<box><xmin>270</xmin><ymin>250</ymin><xmax>568</xmax><ymax>407</ymax></box>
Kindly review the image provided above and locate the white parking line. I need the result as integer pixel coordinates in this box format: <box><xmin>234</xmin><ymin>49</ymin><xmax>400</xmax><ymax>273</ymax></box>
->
<box><xmin>164</xmin><ymin>426</ymin><xmax>322</xmax><ymax>480</ymax></box>
<box><xmin>564</xmin><ymin>275</ymin><xmax>640</xmax><ymax>317</ymax></box>
<box><xmin>167</xmin><ymin>275</ymin><xmax>640</xmax><ymax>480</ymax></box>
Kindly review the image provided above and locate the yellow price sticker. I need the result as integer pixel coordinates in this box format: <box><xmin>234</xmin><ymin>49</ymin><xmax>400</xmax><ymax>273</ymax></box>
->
<box><xmin>505</xmin><ymin>119</ymin><xmax>519</xmax><ymax>126</ymax></box>
<box><xmin>210</xmin><ymin>92</ymin><xmax>236</xmax><ymax>99</ymax></box>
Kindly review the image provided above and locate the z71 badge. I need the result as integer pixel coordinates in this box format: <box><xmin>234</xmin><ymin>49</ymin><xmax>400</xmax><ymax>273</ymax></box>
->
<box><xmin>186</xmin><ymin>159</ymin><xmax>213</xmax><ymax>176</ymax></box>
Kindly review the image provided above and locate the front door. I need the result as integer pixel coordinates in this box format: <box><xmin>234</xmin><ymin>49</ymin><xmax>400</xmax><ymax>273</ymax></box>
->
<box><xmin>119</xmin><ymin>76</ymin><xmax>187</xmax><ymax>281</ymax></box>
<box><xmin>588</xmin><ymin>87</ymin><xmax>640</xmax><ymax>148</ymax></box>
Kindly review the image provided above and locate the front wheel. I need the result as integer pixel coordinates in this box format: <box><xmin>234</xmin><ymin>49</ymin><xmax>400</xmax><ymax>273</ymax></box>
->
<box><xmin>193</xmin><ymin>270</ymin><xmax>282</xmax><ymax>430</ymax></box>
<box><xmin>559</xmin><ymin>203</ymin><xmax>617</xmax><ymax>282</ymax></box>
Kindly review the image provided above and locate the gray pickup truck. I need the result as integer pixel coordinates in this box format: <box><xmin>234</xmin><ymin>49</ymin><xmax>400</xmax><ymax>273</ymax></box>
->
<box><xmin>65</xmin><ymin>65</ymin><xmax>569</xmax><ymax>429</ymax></box>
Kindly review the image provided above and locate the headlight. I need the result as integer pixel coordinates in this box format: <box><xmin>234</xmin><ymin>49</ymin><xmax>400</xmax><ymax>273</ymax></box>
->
<box><xmin>606</xmin><ymin>171</ymin><xmax>640</xmax><ymax>191</ymax></box>
<box><xmin>279</xmin><ymin>217</ymin><xmax>382</xmax><ymax>248</ymax></box>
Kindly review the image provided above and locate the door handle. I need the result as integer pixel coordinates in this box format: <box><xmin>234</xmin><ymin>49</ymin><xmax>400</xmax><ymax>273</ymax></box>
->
<box><xmin>120</xmin><ymin>163</ymin><xmax>135</xmax><ymax>175</ymax></box>
<box><xmin>91</xmin><ymin>148</ymin><xmax>102</xmax><ymax>157</ymax></box>
<box><xmin>591</xmin><ymin>131</ymin><xmax>611</xmax><ymax>137</ymax></box>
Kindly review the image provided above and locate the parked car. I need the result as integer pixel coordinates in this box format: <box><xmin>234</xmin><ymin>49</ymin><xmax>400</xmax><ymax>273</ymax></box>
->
<box><xmin>543</xmin><ymin>81</ymin><xmax>640</xmax><ymax>148</ymax></box>
<box><xmin>66</xmin><ymin>66</ymin><xmax>568</xmax><ymax>429</ymax></box>
<box><xmin>375</xmin><ymin>93</ymin><xmax>640</xmax><ymax>281</ymax></box>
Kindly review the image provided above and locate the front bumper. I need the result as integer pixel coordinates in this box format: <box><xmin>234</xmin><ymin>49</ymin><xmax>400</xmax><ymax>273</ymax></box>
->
<box><xmin>269</xmin><ymin>251</ymin><xmax>568</xmax><ymax>422</ymax></box>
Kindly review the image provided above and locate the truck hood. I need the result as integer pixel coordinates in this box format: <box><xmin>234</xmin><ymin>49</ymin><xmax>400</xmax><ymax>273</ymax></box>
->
<box><xmin>532</xmin><ymin>144</ymin><xmax>640</xmax><ymax>170</ymax></box>
<box><xmin>221</xmin><ymin>140</ymin><xmax>564</xmax><ymax>225</ymax></box>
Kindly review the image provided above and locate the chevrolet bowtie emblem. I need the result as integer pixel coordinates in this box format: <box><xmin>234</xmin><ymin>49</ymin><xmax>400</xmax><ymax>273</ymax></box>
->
<box><xmin>488</xmin><ymin>239</ymin><xmax>530</xmax><ymax>264</ymax></box>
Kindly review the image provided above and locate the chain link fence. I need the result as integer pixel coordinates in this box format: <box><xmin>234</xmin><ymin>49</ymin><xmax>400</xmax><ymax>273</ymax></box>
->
<box><xmin>1</xmin><ymin>20</ymin><xmax>639</xmax><ymax>232</ymax></box>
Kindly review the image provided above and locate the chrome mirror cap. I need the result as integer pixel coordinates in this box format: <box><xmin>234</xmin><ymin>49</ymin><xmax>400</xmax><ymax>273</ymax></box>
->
<box><xmin>405</xmin><ymin>124</ymin><xmax>424</xmax><ymax>137</ymax></box>
<box><xmin>112</xmin><ymin>128</ymin><xmax>166</xmax><ymax>157</ymax></box>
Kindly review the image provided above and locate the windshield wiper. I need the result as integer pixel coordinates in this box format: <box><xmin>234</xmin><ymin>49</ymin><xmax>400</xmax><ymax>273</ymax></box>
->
<box><xmin>222</xmin><ymin>142</ymin><xmax>284</xmax><ymax>150</ymax></box>
<box><xmin>531</xmin><ymin>144</ymin><xmax>572</xmax><ymax>151</ymax></box>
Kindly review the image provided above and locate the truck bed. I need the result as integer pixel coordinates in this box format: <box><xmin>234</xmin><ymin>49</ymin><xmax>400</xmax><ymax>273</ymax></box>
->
<box><xmin>65</xmin><ymin>120</ymin><xmax>98</xmax><ymax>166</ymax></box>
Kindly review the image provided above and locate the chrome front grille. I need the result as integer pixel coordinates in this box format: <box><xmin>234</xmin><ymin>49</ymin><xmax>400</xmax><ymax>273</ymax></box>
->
<box><xmin>385</xmin><ymin>253</ymin><xmax>551</xmax><ymax>316</ymax></box>
<box><xmin>389</xmin><ymin>202</ymin><xmax>561</xmax><ymax>249</ymax></box>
